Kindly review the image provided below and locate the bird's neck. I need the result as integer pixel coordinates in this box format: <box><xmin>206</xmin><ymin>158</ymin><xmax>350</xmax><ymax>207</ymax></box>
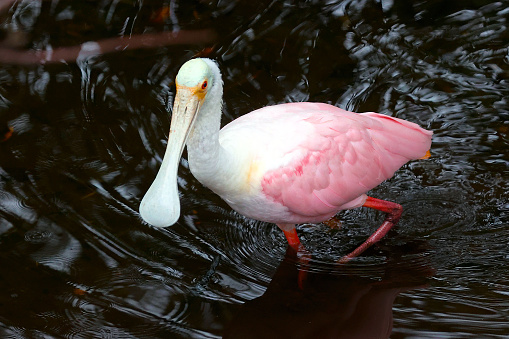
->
<box><xmin>186</xmin><ymin>82</ymin><xmax>227</xmax><ymax>185</ymax></box>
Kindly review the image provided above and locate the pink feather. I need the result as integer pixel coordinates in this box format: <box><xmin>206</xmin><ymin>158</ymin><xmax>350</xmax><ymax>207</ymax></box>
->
<box><xmin>242</xmin><ymin>103</ymin><xmax>433</xmax><ymax>221</ymax></box>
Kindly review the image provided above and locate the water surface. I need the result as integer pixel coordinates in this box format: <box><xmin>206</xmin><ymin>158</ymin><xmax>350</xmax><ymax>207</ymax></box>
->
<box><xmin>0</xmin><ymin>0</ymin><xmax>508</xmax><ymax>338</ymax></box>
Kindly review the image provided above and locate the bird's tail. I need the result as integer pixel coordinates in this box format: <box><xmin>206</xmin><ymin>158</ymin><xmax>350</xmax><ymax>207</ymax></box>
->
<box><xmin>361</xmin><ymin>112</ymin><xmax>433</xmax><ymax>161</ymax></box>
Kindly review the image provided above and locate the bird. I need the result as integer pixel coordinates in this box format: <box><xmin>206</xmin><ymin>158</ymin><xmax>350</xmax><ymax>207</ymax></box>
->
<box><xmin>139</xmin><ymin>58</ymin><xmax>433</xmax><ymax>261</ymax></box>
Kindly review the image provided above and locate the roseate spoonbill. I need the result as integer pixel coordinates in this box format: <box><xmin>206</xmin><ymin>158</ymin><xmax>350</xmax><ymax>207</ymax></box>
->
<box><xmin>140</xmin><ymin>58</ymin><xmax>432</xmax><ymax>261</ymax></box>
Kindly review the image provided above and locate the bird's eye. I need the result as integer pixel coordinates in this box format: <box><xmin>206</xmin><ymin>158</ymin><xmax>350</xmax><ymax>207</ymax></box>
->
<box><xmin>201</xmin><ymin>81</ymin><xmax>208</xmax><ymax>90</ymax></box>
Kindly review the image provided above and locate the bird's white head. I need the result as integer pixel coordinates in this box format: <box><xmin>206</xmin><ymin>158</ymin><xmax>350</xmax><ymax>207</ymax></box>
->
<box><xmin>139</xmin><ymin>58</ymin><xmax>220</xmax><ymax>227</ymax></box>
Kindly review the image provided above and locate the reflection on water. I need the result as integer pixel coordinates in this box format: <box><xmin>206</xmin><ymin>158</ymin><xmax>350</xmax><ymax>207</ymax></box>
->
<box><xmin>0</xmin><ymin>0</ymin><xmax>508</xmax><ymax>338</ymax></box>
<box><xmin>225</xmin><ymin>247</ymin><xmax>432</xmax><ymax>339</ymax></box>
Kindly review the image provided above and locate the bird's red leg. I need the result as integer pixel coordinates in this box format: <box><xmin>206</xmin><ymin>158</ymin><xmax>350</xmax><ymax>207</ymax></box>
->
<box><xmin>277</xmin><ymin>224</ymin><xmax>301</xmax><ymax>252</ymax></box>
<box><xmin>277</xmin><ymin>224</ymin><xmax>309</xmax><ymax>288</ymax></box>
<box><xmin>338</xmin><ymin>196</ymin><xmax>402</xmax><ymax>264</ymax></box>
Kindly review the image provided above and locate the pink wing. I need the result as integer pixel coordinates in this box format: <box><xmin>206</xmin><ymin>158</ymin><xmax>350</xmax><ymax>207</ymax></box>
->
<box><xmin>260</xmin><ymin>103</ymin><xmax>433</xmax><ymax>220</ymax></box>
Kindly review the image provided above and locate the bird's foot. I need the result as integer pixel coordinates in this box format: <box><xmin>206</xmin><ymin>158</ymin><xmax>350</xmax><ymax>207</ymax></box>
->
<box><xmin>337</xmin><ymin>196</ymin><xmax>402</xmax><ymax>264</ymax></box>
<box><xmin>323</xmin><ymin>216</ymin><xmax>342</xmax><ymax>230</ymax></box>
<box><xmin>292</xmin><ymin>247</ymin><xmax>312</xmax><ymax>290</ymax></box>
<box><xmin>278</xmin><ymin>225</ymin><xmax>311</xmax><ymax>289</ymax></box>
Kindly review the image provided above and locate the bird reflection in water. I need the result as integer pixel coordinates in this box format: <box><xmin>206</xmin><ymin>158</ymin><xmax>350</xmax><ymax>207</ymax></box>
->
<box><xmin>224</xmin><ymin>246</ymin><xmax>433</xmax><ymax>339</ymax></box>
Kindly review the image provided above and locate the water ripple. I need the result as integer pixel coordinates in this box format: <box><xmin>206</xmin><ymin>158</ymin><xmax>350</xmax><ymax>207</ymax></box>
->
<box><xmin>0</xmin><ymin>0</ymin><xmax>508</xmax><ymax>337</ymax></box>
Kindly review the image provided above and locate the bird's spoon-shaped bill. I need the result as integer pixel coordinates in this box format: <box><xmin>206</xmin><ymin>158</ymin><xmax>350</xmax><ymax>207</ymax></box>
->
<box><xmin>139</xmin><ymin>87</ymin><xmax>201</xmax><ymax>227</ymax></box>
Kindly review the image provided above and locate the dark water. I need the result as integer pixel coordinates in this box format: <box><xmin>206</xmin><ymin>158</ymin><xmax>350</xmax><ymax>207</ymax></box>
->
<box><xmin>0</xmin><ymin>0</ymin><xmax>508</xmax><ymax>338</ymax></box>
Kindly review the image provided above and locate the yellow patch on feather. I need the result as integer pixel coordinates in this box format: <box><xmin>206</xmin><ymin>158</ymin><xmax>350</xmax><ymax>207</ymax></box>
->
<box><xmin>244</xmin><ymin>160</ymin><xmax>261</xmax><ymax>191</ymax></box>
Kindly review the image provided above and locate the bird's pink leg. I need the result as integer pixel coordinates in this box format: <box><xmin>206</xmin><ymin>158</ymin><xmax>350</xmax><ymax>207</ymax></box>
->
<box><xmin>277</xmin><ymin>223</ymin><xmax>310</xmax><ymax>289</ymax></box>
<box><xmin>338</xmin><ymin>196</ymin><xmax>402</xmax><ymax>264</ymax></box>
<box><xmin>277</xmin><ymin>224</ymin><xmax>301</xmax><ymax>252</ymax></box>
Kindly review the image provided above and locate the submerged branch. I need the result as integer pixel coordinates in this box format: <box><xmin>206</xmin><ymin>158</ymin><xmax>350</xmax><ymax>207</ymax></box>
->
<box><xmin>0</xmin><ymin>29</ymin><xmax>217</xmax><ymax>65</ymax></box>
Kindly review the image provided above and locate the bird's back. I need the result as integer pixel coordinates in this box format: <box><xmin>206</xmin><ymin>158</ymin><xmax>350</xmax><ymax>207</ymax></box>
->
<box><xmin>218</xmin><ymin>102</ymin><xmax>432</xmax><ymax>223</ymax></box>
